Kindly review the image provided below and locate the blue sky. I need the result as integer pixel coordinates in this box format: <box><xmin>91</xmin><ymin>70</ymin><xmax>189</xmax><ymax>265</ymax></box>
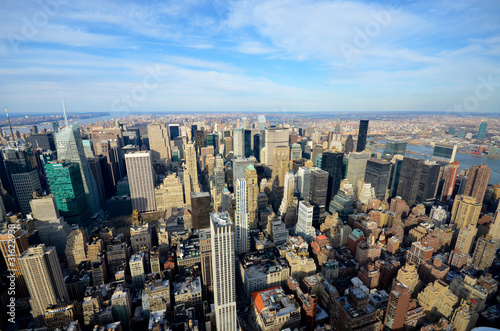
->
<box><xmin>1</xmin><ymin>0</ymin><xmax>499</xmax><ymax>114</ymax></box>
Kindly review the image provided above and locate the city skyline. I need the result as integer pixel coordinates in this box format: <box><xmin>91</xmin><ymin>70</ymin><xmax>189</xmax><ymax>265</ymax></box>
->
<box><xmin>1</xmin><ymin>0</ymin><xmax>499</xmax><ymax>114</ymax></box>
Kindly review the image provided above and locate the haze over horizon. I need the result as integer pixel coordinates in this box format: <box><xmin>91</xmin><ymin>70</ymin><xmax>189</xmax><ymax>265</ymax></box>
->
<box><xmin>1</xmin><ymin>0</ymin><xmax>500</xmax><ymax>114</ymax></box>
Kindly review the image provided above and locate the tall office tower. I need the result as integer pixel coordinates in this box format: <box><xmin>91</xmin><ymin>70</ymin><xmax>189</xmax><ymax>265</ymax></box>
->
<box><xmin>388</xmin><ymin>155</ymin><xmax>404</xmax><ymax>198</ymax></box>
<box><xmin>311</xmin><ymin>145</ymin><xmax>324</xmax><ymax>167</ymax></box>
<box><xmin>224</xmin><ymin>136</ymin><xmax>233</xmax><ymax>157</ymax></box>
<box><xmin>233</xmin><ymin>157</ymin><xmax>253</xmax><ymax>188</ymax></box>
<box><xmin>432</xmin><ymin>144</ymin><xmax>457</xmax><ymax>164</ymax></box>
<box><xmin>272</xmin><ymin>146</ymin><xmax>290</xmax><ymax>186</ymax></box>
<box><xmin>477</xmin><ymin>121</ymin><xmax>487</xmax><ymax>139</ymax></box>
<box><xmin>207</xmin><ymin>133</ymin><xmax>219</xmax><ymax>152</ymax></box>
<box><xmin>130</xmin><ymin>252</ymin><xmax>146</xmax><ymax>288</ymax></box>
<box><xmin>88</xmin><ymin>156</ymin><xmax>108</xmax><ymax>207</ymax></box>
<box><xmin>471</xmin><ymin>236</ymin><xmax>497</xmax><ymax>269</ymax></box>
<box><xmin>321</xmin><ymin>151</ymin><xmax>344</xmax><ymax>205</ymax></box>
<box><xmin>56</xmin><ymin>122</ymin><xmax>101</xmax><ymax>214</ymax></box>
<box><xmin>356</xmin><ymin>120</ymin><xmax>369</xmax><ymax>152</ymax></box>
<box><xmin>168</xmin><ymin>124</ymin><xmax>180</xmax><ymax>140</ymax></box>
<box><xmin>258</xmin><ymin>115</ymin><xmax>266</xmax><ymax>130</ymax></box>
<box><xmin>364</xmin><ymin>158</ymin><xmax>391</xmax><ymax>200</ymax></box>
<box><xmin>26</xmin><ymin>132</ymin><xmax>56</xmax><ymax>151</ymax></box>
<box><xmin>253</xmin><ymin>133</ymin><xmax>261</xmax><ymax>162</ymax></box>
<box><xmin>297</xmin><ymin>167</ymin><xmax>312</xmax><ymax>201</ymax></box>
<box><xmin>244</xmin><ymin>129</ymin><xmax>252</xmax><ymax>157</ymax></box>
<box><xmin>147</xmin><ymin>123</ymin><xmax>170</xmax><ymax>160</ymax></box>
<box><xmin>463</xmin><ymin>164</ymin><xmax>491</xmax><ymax>204</ymax></box>
<box><xmin>210</xmin><ymin>212</ymin><xmax>237</xmax><ymax>331</ymax></box>
<box><xmin>290</xmin><ymin>143</ymin><xmax>302</xmax><ymax>161</ymax></box>
<box><xmin>346</xmin><ymin>152</ymin><xmax>370</xmax><ymax>190</ymax></box>
<box><xmin>455</xmin><ymin>225</ymin><xmax>478</xmax><ymax>254</ymax></box>
<box><xmin>155</xmin><ymin>174</ymin><xmax>185</xmax><ymax>211</ymax></box>
<box><xmin>2</xmin><ymin>140</ymin><xmax>32</xmax><ymax>196</ymax></box>
<box><xmin>200</xmin><ymin>228</ymin><xmax>213</xmax><ymax>300</ymax></box>
<box><xmin>45</xmin><ymin>161</ymin><xmax>91</xmax><ymax>225</ymax></box>
<box><xmin>65</xmin><ymin>228</ymin><xmax>88</xmax><ymax>272</ymax></box>
<box><xmin>245</xmin><ymin>165</ymin><xmax>259</xmax><ymax>229</ymax></box>
<box><xmin>440</xmin><ymin>161</ymin><xmax>459</xmax><ymax>202</ymax></box>
<box><xmin>233</xmin><ymin>128</ymin><xmax>244</xmax><ymax>157</ymax></box>
<box><xmin>396</xmin><ymin>157</ymin><xmax>423</xmax><ymax>207</ymax></box>
<box><xmin>310</xmin><ymin>167</ymin><xmax>329</xmax><ymax>208</ymax></box>
<box><xmin>264</xmin><ymin>128</ymin><xmax>289</xmax><ymax>167</ymax></box>
<box><xmin>12</xmin><ymin>170</ymin><xmax>42</xmax><ymax>215</ymax></box>
<box><xmin>235</xmin><ymin>179</ymin><xmax>249</xmax><ymax>254</ymax></box>
<box><xmin>383</xmin><ymin>141</ymin><xmax>406</xmax><ymax>157</ymax></box>
<box><xmin>344</xmin><ymin>135</ymin><xmax>354</xmax><ymax>156</ymax></box>
<box><xmin>384</xmin><ymin>282</ymin><xmax>411</xmax><ymax>331</ymax></box>
<box><xmin>0</xmin><ymin>227</ymin><xmax>30</xmax><ymax>297</ymax></box>
<box><xmin>279</xmin><ymin>170</ymin><xmax>294</xmax><ymax>207</ymax></box>
<box><xmin>184</xmin><ymin>142</ymin><xmax>200</xmax><ymax>193</ymax></box>
<box><xmin>19</xmin><ymin>244</ymin><xmax>70</xmax><ymax>326</ymax></box>
<box><xmin>451</xmin><ymin>195</ymin><xmax>482</xmax><ymax>229</ymax></box>
<box><xmin>125</xmin><ymin>152</ymin><xmax>156</xmax><ymax>213</ymax></box>
<box><xmin>191</xmin><ymin>192</ymin><xmax>211</xmax><ymax>229</ymax></box>
<box><xmin>194</xmin><ymin>130</ymin><xmax>205</xmax><ymax>153</ymax></box>
<box><xmin>295</xmin><ymin>201</ymin><xmax>315</xmax><ymax>242</ymax></box>
<box><xmin>416</xmin><ymin>160</ymin><xmax>441</xmax><ymax>203</ymax></box>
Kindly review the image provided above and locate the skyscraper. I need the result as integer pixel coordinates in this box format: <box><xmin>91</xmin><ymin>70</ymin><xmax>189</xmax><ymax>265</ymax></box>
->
<box><xmin>440</xmin><ymin>161</ymin><xmax>459</xmax><ymax>202</ymax></box>
<box><xmin>185</xmin><ymin>142</ymin><xmax>200</xmax><ymax>193</ymax></box>
<box><xmin>432</xmin><ymin>144</ymin><xmax>457</xmax><ymax>164</ymax></box>
<box><xmin>295</xmin><ymin>201</ymin><xmax>315</xmax><ymax>242</ymax></box>
<box><xmin>235</xmin><ymin>178</ymin><xmax>249</xmax><ymax>254</ymax></box>
<box><xmin>463</xmin><ymin>164</ymin><xmax>491</xmax><ymax>204</ymax></box>
<box><xmin>396</xmin><ymin>157</ymin><xmax>426</xmax><ymax>207</ymax></box>
<box><xmin>310</xmin><ymin>168</ymin><xmax>329</xmax><ymax>209</ymax></box>
<box><xmin>383</xmin><ymin>141</ymin><xmax>407</xmax><ymax>157</ymax></box>
<box><xmin>477</xmin><ymin>121</ymin><xmax>487</xmax><ymax>140</ymax></box>
<box><xmin>264</xmin><ymin>128</ymin><xmax>289</xmax><ymax>167</ymax></box>
<box><xmin>356</xmin><ymin>120</ymin><xmax>369</xmax><ymax>152</ymax></box>
<box><xmin>147</xmin><ymin>123</ymin><xmax>170</xmax><ymax>160</ymax></box>
<box><xmin>0</xmin><ymin>227</ymin><xmax>30</xmax><ymax>297</ymax></box>
<box><xmin>233</xmin><ymin>128</ymin><xmax>244</xmax><ymax>157</ymax></box>
<box><xmin>12</xmin><ymin>170</ymin><xmax>42</xmax><ymax>215</ymax></box>
<box><xmin>344</xmin><ymin>134</ymin><xmax>354</xmax><ymax>155</ymax></box>
<box><xmin>124</xmin><ymin>151</ymin><xmax>156</xmax><ymax>213</ymax></box>
<box><xmin>345</xmin><ymin>152</ymin><xmax>370</xmax><ymax>189</ymax></box>
<box><xmin>245</xmin><ymin>164</ymin><xmax>259</xmax><ymax>229</ymax></box>
<box><xmin>384</xmin><ymin>282</ymin><xmax>411</xmax><ymax>331</ymax></box>
<box><xmin>244</xmin><ymin>129</ymin><xmax>252</xmax><ymax>157</ymax></box>
<box><xmin>451</xmin><ymin>195</ymin><xmax>482</xmax><ymax>229</ymax></box>
<box><xmin>45</xmin><ymin>161</ymin><xmax>91</xmax><ymax>225</ymax></box>
<box><xmin>416</xmin><ymin>160</ymin><xmax>441</xmax><ymax>203</ymax></box>
<box><xmin>321</xmin><ymin>151</ymin><xmax>344</xmax><ymax>205</ymax></box>
<box><xmin>297</xmin><ymin>167</ymin><xmax>312</xmax><ymax>201</ymax></box>
<box><xmin>191</xmin><ymin>192</ymin><xmax>211</xmax><ymax>229</ymax></box>
<box><xmin>56</xmin><ymin>122</ymin><xmax>101</xmax><ymax>214</ymax></box>
<box><xmin>364</xmin><ymin>158</ymin><xmax>391</xmax><ymax>200</ymax></box>
<box><xmin>471</xmin><ymin>236</ymin><xmax>496</xmax><ymax>270</ymax></box>
<box><xmin>210</xmin><ymin>212</ymin><xmax>237</xmax><ymax>331</ymax></box>
<box><xmin>271</xmin><ymin>146</ymin><xmax>290</xmax><ymax>186</ymax></box>
<box><xmin>19</xmin><ymin>244</ymin><xmax>70</xmax><ymax>326</ymax></box>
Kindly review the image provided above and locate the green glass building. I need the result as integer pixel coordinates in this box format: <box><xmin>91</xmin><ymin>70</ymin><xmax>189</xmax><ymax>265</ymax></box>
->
<box><xmin>45</xmin><ymin>161</ymin><xmax>91</xmax><ymax>225</ymax></box>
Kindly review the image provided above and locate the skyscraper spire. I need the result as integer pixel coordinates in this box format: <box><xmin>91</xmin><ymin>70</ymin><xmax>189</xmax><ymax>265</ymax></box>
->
<box><xmin>60</xmin><ymin>91</ymin><xmax>69</xmax><ymax>127</ymax></box>
<box><xmin>4</xmin><ymin>107</ymin><xmax>14</xmax><ymax>141</ymax></box>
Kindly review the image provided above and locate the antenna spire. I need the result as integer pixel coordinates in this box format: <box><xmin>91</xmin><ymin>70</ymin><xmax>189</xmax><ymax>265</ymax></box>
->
<box><xmin>60</xmin><ymin>91</ymin><xmax>69</xmax><ymax>127</ymax></box>
<box><xmin>4</xmin><ymin>107</ymin><xmax>14</xmax><ymax>141</ymax></box>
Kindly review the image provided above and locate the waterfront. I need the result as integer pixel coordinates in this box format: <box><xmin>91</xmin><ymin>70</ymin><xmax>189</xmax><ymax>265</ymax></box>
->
<box><xmin>375</xmin><ymin>139</ymin><xmax>500</xmax><ymax>185</ymax></box>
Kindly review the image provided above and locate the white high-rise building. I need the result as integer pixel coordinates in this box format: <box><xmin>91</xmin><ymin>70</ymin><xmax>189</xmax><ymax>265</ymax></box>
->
<box><xmin>125</xmin><ymin>151</ymin><xmax>156</xmax><ymax>213</ymax></box>
<box><xmin>19</xmin><ymin>244</ymin><xmax>70</xmax><ymax>326</ymax></box>
<box><xmin>185</xmin><ymin>142</ymin><xmax>200</xmax><ymax>193</ymax></box>
<box><xmin>295</xmin><ymin>201</ymin><xmax>315</xmax><ymax>242</ymax></box>
<box><xmin>210</xmin><ymin>212</ymin><xmax>237</xmax><ymax>331</ymax></box>
<box><xmin>56</xmin><ymin>122</ymin><xmax>101</xmax><ymax>214</ymax></box>
<box><xmin>279</xmin><ymin>171</ymin><xmax>295</xmax><ymax>215</ymax></box>
<box><xmin>297</xmin><ymin>167</ymin><xmax>312</xmax><ymax>201</ymax></box>
<box><xmin>233</xmin><ymin>128</ymin><xmax>244</xmax><ymax>157</ymax></box>
<box><xmin>130</xmin><ymin>252</ymin><xmax>146</xmax><ymax>288</ymax></box>
<box><xmin>235</xmin><ymin>179</ymin><xmax>249</xmax><ymax>254</ymax></box>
